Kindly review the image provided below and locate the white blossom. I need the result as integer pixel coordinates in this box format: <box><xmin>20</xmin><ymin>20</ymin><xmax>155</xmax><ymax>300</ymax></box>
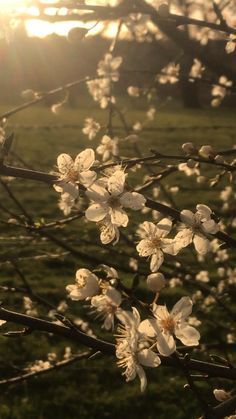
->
<box><xmin>116</xmin><ymin>308</ymin><xmax>161</xmax><ymax>392</ymax></box>
<box><xmin>139</xmin><ymin>297</ymin><xmax>200</xmax><ymax>356</ymax></box>
<box><xmin>156</xmin><ymin>63</ymin><xmax>180</xmax><ymax>84</ymax></box>
<box><xmin>174</xmin><ymin>204</ymin><xmax>219</xmax><ymax>255</ymax></box>
<box><xmin>66</xmin><ymin>268</ymin><xmax>100</xmax><ymax>301</ymax></box>
<box><xmin>178</xmin><ymin>162</ymin><xmax>200</xmax><ymax>177</ymax></box>
<box><xmin>196</xmin><ymin>270</ymin><xmax>209</xmax><ymax>283</ymax></box>
<box><xmin>97</xmin><ymin>53</ymin><xmax>122</xmax><ymax>82</ymax></box>
<box><xmin>189</xmin><ymin>59</ymin><xmax>204</xmax><ymax>79</ymax></box>
<box><xmin>85</xmin><ymin>170</ymin><xmax>146</xmax><ymax>229</ymax></box>
<box><xmin>96</xmin><ymin>135</ymin><xmax>119</xmax><ymax>161</ymax></box>
<box><xmin>91</xmin><ymin>286</ymin><xmax>122</xmax><ymax>330</ymax></box>
<box><xmin>82</xmin><ymin>118</ymin><xmax>101</xmax><ymax>140</ymax></box>
<box><xmin>136</xmin><ymin>219</ymin><xmax>177</xmax><ymax>272</ymax></box>
<box><xmin>146</xmin><ymin>107</ymin><xmax>156</xmax><ymax>121</ymax></box>
<box><xmin>211</xmin><ymin>76</ymin><xmax>232</xmax><ymax>107</ymax></box>
<box><xmin>55</xmin><ymin>149</ymin><xmax>97</xmax><ymax>197</ymax></box>
<box><xmin>86</xmin><ymin>54</ymin><xmax>122</xmax><ymax>108</ymax></box>
<box><xmin>226</xmin><ymin>35</ymin><xmax>236</xmax><ymax>54</ymax></box>
<box><xmin>58</xmin><ymin>192</ymin><xmax>76</xmax><ymax>216</ymax></box>
<box><xmin>127</xmin><ymin>86</ymin><xmax>140</xmax><ymax>97</ymax></box>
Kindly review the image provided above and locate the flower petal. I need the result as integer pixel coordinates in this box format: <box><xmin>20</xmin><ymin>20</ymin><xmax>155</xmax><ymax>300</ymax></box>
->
<box><xmin>79</xmin><ymin>170</ymin><xmax>97</xmax><ymax>188</ymax></box>
<box><xmin>57</xmin><ymin>154</ymin><xmax>73</xmax><ymax>174</ymax></box>
<box><xmin>153</xmin><ymin>304</ymin><xmax>169</xmax><ymax>322</ymax></box>
<box><xmin>108</xmin><ymin>170</ymin><xmax>126</xmax><ymax>196</ymax></box>
<box><xmin>136</xmin><ymin>365</ymin><xmax>147</xmax><ymax>393</ymax></box>
<box><xmin>180</xmin><ymin>210</ymin><xmax>195</xmax><ymax>226</ymax></box>
<box><xmin>156</xmin><ymin>218</ymin><xmax>172</xmax><ymax>237</ymax></box>
<box><xmin>174</xmin><ymin>229</ymin><xmax>193</xmax><ymax>249</ymax></box>
<box><xmin>193</xmin><ymin>233</ymin><xmax>210</xmax><ymax>255</ymax></box>
<box><xmin>150</xmin><ymin>251</ymin><xmax>164</xmax><ymax>272</ymax></box>
<box><xmin>110</xmin><ymin>208</ymin><xmax>129</xmax><ymax>227</ymax></box>
<box><xmin>156</xmin><ymin>331</ymin><xmax>176</xmax><ymax>357</ymax></box>
<box><xmin>85</xmin><ymin>203</ymin><xmax>108</xmax><ymax>222</ymax></box>
<box><xmin>120</xmin><ymin>192</ymin><xmax>146</xmax><ymax>210</ymax></box>
<box><xmin>138</xmin><ymin>348</ymin><xmax>161</xmax><ymax>368</ymax></box>
<box><xmin>136</xmin><ymin>239</ymin><xmax>154</xmax><ymax>257</ymax></box>
<box><xmin>196</xmin><ymin>204</ymin><xmax>212</xmax><ymax>219</ymax></box>
<box><xmin>202</xmin><ymin>219</ymin><xmax>219</xmax><ymax>234</ymax></box>
<box><xmin>175</xmin><ymin>324</ymin><xmax>200</xmax><ymax>346</ymax></box>
<box><xmin>171</xmin><ymin>297</ymin><xmax>193</xmax><ymax>321</ymax></box>
<box><xmin>75</xmin><ymin>148</ymin><xmax>95</xmax><ymax>172</ymax></box>
<box><xmin>139</xmin><ymin>318</ymin><xmax>160</xmax><ymax>337</ymax></box>
<box><xmin>86</xmin><ymin>180</ymin><xmax>109</xmax><ymax>202</ymax></box>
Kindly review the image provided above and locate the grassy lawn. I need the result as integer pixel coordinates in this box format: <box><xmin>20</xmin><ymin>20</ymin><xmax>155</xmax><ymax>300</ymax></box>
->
<box><xmin>0</xmin><ymin>102</ymin><xmax>235</xmax><ymax>418</ymax></box>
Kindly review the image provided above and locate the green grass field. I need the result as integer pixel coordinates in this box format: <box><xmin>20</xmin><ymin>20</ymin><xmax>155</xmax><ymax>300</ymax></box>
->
<box><xmin>0</xmin><ymin>102</ymin><xmax>235</xmax><ymax>419</ymax></box>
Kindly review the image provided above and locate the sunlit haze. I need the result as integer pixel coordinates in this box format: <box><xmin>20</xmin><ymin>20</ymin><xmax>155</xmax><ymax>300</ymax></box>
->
<box><xmin>0</xmin><ymin>0</ymin><xmax>114</xmax><ymax>38</ymax></box>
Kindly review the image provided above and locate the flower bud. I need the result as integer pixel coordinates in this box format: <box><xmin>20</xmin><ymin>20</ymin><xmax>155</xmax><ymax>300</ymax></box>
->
<box><xmin>197</xmin><ymin>176</ymin><xmax>207</xmax><ymax>184</ymax></box>
<box><xmin>147</xmin><ymin>273</ymin><xmax>166</xmax><ymax>292</ymax></box>
<box><xmin>67</xmin><ymin>28</ymin><xmax>88</xmax><ymax>44</ymax></box>
<box><xmin>199</xmin><ymin>145</ymin><xmax>214</xmax><ymax>158</ymax></box>
<box><xmin>211</xmin><ymin>98</ymin><xmax>221</xmax><ymax>107</ymax></box>
<box><xmin>213</xmin><ymin>389</ymin><xmax>230</xmax><ymax>402</ymax></box>
<box><xmin>21</xmin><ymin>89</ymin><xmax>36</xmax><ymax>101</ymax></box>
<box><xmin>127</xmin><ymin>86</ymin><xmax>140</xmax><ymax>97</ymax></box>
<box><xmin>214</xmin><ymin>154</ymin><xmax>224</xmax><ymax>164</ymax></box>
<box><xmin>182</xmin><ymin>142</ymin><xmax>196</xmax><ymax>154</ymax></box>
<box><xmin>186</xmin><ymin>159</ymin><xmax>197</xmax><ymax>169</ymax></box>
<box><xmin>158</xmin><ymin>4</ymin><xmax>170</xmax><ymax>17</ymax></box>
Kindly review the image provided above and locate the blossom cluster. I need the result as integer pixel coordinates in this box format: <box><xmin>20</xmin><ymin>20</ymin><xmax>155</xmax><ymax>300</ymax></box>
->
<box><xmin>66</xmin><ymin>265</ymin><xmax>200</xmax><ymax>391</ymax></box>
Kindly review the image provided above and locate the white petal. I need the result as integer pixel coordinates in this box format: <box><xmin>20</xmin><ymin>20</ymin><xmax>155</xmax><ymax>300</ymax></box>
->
<box><xmin>202</xmin><ymin>219</ymin><xmax>219</xmax><ymax>234</ymax></box>
<box><xmin>111</xmin><ymin>56</ymin><xmax>123</xmax><ymax>70</ymax></box>
<box><xmin>138</xmin><ymin>348</ymin><xmax>161</xmax><ymax>368</ymax></box>
<box><xmin>100</xmin><ymin>221</ymin><xmax>119</xmax><ymax>244</ymax></box>
<box><xmin>174</xmin><ymin>229</ymin><xmax>193</xmax><ymax>249</ymax></box>
<box><xmin>57</xmin><ymin>154</ymin><xmax>73</xmax><ymax>174</ymax></box>
<box><xmin>75</xmin><ymin>148</ymin><xmax>95</xmax><ymax>172</ymax></box>
<box><xmin>175</xmin><ymin>324</ymin><xmax>200</xmax><ymax>346</ymax></box>
<box><xmin>108</xmin><ymin>170</ymin><xmax>126</xmax><ymax>196</ymax></box>
<box><xmin>139</xmin><ymin>318</ymin><xmax>160</xmax><ymax>337</ymax></box>
<box><xmin>153</xmin><ymin>304</ymin><xmax>169</xmax><ymax>322</ymax></box>
<box><xmin>193</xmin><ymin>233</ymin><xmax>210</xmax><ymax>255</ymax></box>
<box><xmin>150</xmin><ymin>251</ymin><xmax>164</xmax><ymax>272</ymax></box>
<box><xmin>136</xmin><ymin>239</ymin><xmax>154</xmax><ymax>257</ymax></box>
<box><xmin>79</xmin><ymin>170</ymin><xmax>97</xmax><ymax>188</ymax></box>
<box><xmin>116</xmin><ymin>308</ymin><xmax>140</xmax><ymax>328</ymax></box>
<box><xmin>136</xmin><ymin>365</ymin><xmax>147</xmax><ymax>393</ymax></box>
<box><xmin>105</xmin><ymin>287</ymin><xmax>122</xmax><ymax>306</ymax></box>
<box><xmin>139</xmin><ymin>221</ymin><xmax>157</xmax><ymax>238</ymax></box>
<box><xmin>86</xmin><ymin>181</ymin><xmax>109</xmax><ymax>203</ymax></box>
<box><xmin>120</xmin><ymin>192</ymin><xmax>146</xmax><ymax>210</ymax></box>
<box><xmin>180</xmin><ymin>210</ymin><xmax>195</xmax><ymax>226</ymax></box>
<box><xmin>156</xmin><ymin>218</ymin><xmax>172</xmax><ymax>237</ymax></box>
<box><xmin>171</xmin><ymin>297</ymin><xmax>193</xmax><ymax>321</ymax></box>
<box><xmin>66</xmin><ymin>284</ymin><xmax>81</xmax><ymax>300</ymax></box>
<box><xmin>111</xmin><ymin>208</ymin><xmax>129</xmax><ymax>227</ymax></box>
<box><xmin>162</xmin><ymin>238</ymin><xmax>180</xmax><ymax>255</ymax></box>
<box><xmin>196</xmin><ymin>204</ymin><xmax>212</xmax><ymax>219</ymax></box>
<box><xmin>85</xmin><ymin>203</ymin><xmax>108</xmax><ymax>222</ymax></box>
<box><xmin>156</xmin><ymin>331</ymin><xmax>176</xmax><ymax>357</ymax></box>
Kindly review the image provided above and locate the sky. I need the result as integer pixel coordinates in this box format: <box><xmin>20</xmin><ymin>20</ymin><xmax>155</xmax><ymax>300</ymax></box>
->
<box><xmin>0</xmin><ymin>0</ymin><xmax>115</xmax><ymax>38</ymax></box>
